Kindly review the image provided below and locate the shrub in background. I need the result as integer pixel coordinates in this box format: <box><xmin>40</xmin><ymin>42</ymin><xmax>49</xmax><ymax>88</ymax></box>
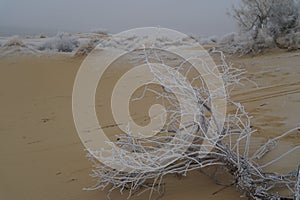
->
<box><xmin>39</xmin><ymin>32</ymin><xmax>79</xmax><ymax>52</ymax></box>
<box><xmin>3</xmin><ymin>36</ymin><xmax>27</xmax><ymax>47</ymax></box>
<box><xmin>73</xmin><ymin>38</ymin><xmax>99</xmax><ymax>57</ymax></box>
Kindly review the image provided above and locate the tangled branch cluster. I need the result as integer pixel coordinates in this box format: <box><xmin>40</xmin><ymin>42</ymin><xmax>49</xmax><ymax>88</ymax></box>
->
<box><xmin>85</xmin><ymin>49</ymin><xmax>300</xmax><ymax>200</ymax></box>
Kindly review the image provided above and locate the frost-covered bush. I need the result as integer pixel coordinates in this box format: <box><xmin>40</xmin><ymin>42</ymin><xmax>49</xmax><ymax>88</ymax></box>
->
<box><xmin>268</xmin><ymin>0</ymin><xmax>300</xmax><ymax>38</ymax></box>
<box><xmin>84</xmin><ymin>49</ymin><xmax>300</xmax><ymax>200</ymax></box>
<box><xmin>198</xmin><ymin>35</ymin><xmax>219</xmax><ymax>45</ymax></box>
<box><xmin>228</xmin><ymin>0</ymin><xmax>300</xmax><ymax>53</ymax></box>
<box><xmin>0</xmin><ymin>36</ymin><xmax>38</xmax><ymax>56</ymax></box>
<box><xmin>219</xmin><ymin>32</ymin><xmax>238</xmax><ymax>44</ymax></box>
<box><xmin>276</xmin><ymin>31</ymin><xmax>300</xmax><ymax>50</ymax></box>
<box><xmin>73</xmin><ymin>39</ymin><xmax>99</xmax><ymax>57</ymax></box>
<box><xmin>291</xmin><ymin>32</ymin><xmax>300</xmax><ymax>49</ymax></box>
<box><xmin>219</xmin><ymin>29</ymin><xmax>276</xmax><ymax>55</ymax></box>
<box><xmin>39</xmin><ymin>33</ymin><xmax>47</xmax><ymax>38</ymax></box>
<box><xmin>231</xmin><ymin>0</ymin><xmax>299</xmax><ymax>38</ymax></box>
<box><xmin>3</xmin><ymin>36</ymin><xmax>27</xmax><ymax>47</ymax></box>
<box><xmin>91</xmin><ymin>28</ymin><xmax>109</xmax><ymax>35</ymax></box>
<box><xmin>39</xmin><ymin>32</ymin><xmax>79</xmax><ymax>52</ymax></box>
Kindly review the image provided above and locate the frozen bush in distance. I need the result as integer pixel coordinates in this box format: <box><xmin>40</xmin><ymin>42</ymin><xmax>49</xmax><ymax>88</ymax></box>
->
<box><xmin>0</xmin><ymin>36</ymin><xmax>39</xmax><ymax>57</ymax></box>
<box><xmin>198</xmin><ymin>35</ymin><xmax>219</xmax><ymax>45</ymax></box>
<box><xmin>229</xmin><ymin>0</ymin><xmax>300</xmax><ymax>53</ymax></box>
<box><xmin>3</xmin><ymin>36</ymin><xmax>27</xmax><ymax>47</ymax></box>
<box><xmin>276</xmin><ymin>31</ymin><xmax>300</xmax><ymax>50</ymax></box>
<box><xmin>73</xmin><ymin>39</ymin><xmax>99</xmax><ymax>57</ymax></box>
<box><xmin>91</xmin><ymin>28</ymin><xmax>109</xmax><ymax>35</ymax></box>
<box><xmin>218</xmin><ymin>29</ymin><xmax>277</xmax><ymax>55</ymax></box>
<box><xmin>219</xmin><ymin>32</ymin><xmax>238</xmax><ymax>44</ymax></box>
<box><xmin>39</xmin><ymin>33</ymin><xmax>47</xmax><ymax>38</ymax></box>
<box><xmin>292</xmin><ymin>32</ymin><xmax>300</xmax><ymax>49</ymax></box>
<box><xmin>39</xmin><ymin>32</ymin><xmax>79</xmax><ymax>52</ymax></box>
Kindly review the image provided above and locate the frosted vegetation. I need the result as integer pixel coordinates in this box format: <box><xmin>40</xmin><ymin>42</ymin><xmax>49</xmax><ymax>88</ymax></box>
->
<box><xmin>219</xmin><ymin>0</ymin><xmax>300</xmax><ymax>54</ymax></box>
<box><xmin>2</xmin><ymin>0</ymin><xmax>300</xmax><ymax>57</ymax></box>
<box><xmin>0</xmin><ymin>33</ymin><xmax>201</xmax><ymax>57</ymax></box>
<box><xmin>38</xmin><ymin>32</ymin><xmax>79</xmax><ymax>52</ymax></box>
<box><xmin>0</xmin><ymin>2</ymin><xmax>299</xmax><ymax>199</ymax></box>
<box><xmin>1</xmin><ymin>1</ymin><xmax>300</xmax><ymax>56</ymax></box>
<box><xmin>91</xmin><ymin>28</ymin><xmax>109</xmax><ymax>35</ymax></box>
<box><xmin>196</xmin><ymin>0</ymin><xmax>300</xmax><ymax>54</ymax></box>
<box><xmin>85</xmin><ymin>49</ymin><xmax>300</xmax><ymax>200</ymax></box>
<box><xmin>0</xmin><ymin>36</ymin><xmax>38</xmax><ymax>57</ymax></box>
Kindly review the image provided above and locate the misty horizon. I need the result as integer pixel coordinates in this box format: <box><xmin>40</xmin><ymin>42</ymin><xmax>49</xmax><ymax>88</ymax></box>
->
<box><xmin>0</xmin><ymin>0</ymin><xmax>239</xmax><ymax>37</ymax></box>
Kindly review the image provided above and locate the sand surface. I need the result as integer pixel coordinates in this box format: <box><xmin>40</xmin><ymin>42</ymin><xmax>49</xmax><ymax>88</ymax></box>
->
<box><xmin>0</xmin><ymin>50</ymin><xmax>299</xmax><ymax>200</ymax></box>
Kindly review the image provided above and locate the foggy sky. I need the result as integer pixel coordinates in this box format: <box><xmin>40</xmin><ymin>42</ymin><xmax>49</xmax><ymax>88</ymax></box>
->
<box><xmin>0</xmin><ymin>0</ymin><xmax>239</xmax><ymax>36</ymax></box>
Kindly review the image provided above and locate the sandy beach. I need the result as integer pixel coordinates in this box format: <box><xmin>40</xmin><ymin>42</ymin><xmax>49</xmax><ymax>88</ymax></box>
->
<box><xmin>0</xmin><ymin>49</ymin><xmax>299</xmax><ymax>200</ymax></box>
